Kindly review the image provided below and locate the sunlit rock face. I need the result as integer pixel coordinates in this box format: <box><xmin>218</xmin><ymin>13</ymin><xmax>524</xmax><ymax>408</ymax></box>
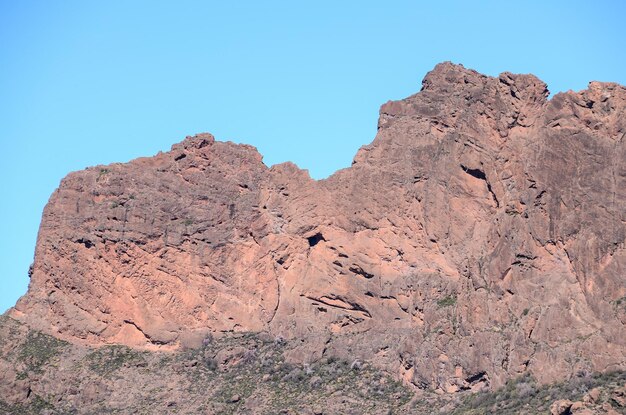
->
<box><xmin>11</xmin><ymin>62</ymin><xmax>626</xmax><ymax>391</ymax></box>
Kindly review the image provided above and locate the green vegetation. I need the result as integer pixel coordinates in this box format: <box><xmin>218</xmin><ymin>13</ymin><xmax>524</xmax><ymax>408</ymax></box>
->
<box><xmin>445</xmin><ymin>371</ymin><xmax>626</xmax><ymax>415</ymax></box>
<box><xmin>17</xmin><ymin>331</ymin><xmax>67</xmax><ymax>376</ymax></box>
<box><xmin>176</xmin><ymin>332</ymin><xmax>413</xmax><ymax>414</ymax></box>
<box><xmin>2</xmin><ymin>316</ymin><xmax>625</xmax><ymax>414</ymax></box>
<box><xmin>0</xmin><ymin>395</ymin><xmax>54</xmax><ymax>415</ymax></box>
<box><xmin>612</xmin><ymin>296</ymin><xmax>626</xmax><ymax>309</ymax></box>
<box><xmin>437</xmin><ymin>295</ymin><xmax>457</xmax><ymax>308</ymax></box>
<box><xmin>86</xmin><ymin>345</ymin><xmax>147</xmax><ymax>377</ymax></box>
<box><xmin>97</xmin><ymin>168</ymin><xmax>110</xmax><ymax>180</ymax></box>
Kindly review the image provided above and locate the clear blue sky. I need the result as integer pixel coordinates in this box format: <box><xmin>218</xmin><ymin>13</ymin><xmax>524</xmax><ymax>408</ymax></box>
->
<box><xmin>1</xmin><ymin>1</ymin><xmax>625</xmax><ymax>313</ymax></box>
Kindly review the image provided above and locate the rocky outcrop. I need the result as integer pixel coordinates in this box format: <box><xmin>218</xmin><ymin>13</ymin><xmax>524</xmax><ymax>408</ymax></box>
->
<box><xmin>9</xmin><ymin>62</ymin><xmax>626</xmax><ymax>393</ymax></box>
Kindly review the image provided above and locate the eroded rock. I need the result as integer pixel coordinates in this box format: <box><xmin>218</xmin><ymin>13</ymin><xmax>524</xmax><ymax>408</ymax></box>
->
<box><xmin>8</xmin><ymin>62</ymin><xmax>626</xmax><ymax>392</ymax></box>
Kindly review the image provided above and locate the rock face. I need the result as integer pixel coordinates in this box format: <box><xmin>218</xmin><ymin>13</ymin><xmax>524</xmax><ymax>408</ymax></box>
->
<box><xmin>9</xmin><ymin>62</ymin><xmax>626</xmax><ymax>392</ymax></box>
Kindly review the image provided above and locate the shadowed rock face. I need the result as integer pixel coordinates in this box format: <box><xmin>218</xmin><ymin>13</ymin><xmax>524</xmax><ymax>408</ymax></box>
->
<box><xmin>10</xmin><ymin>62</ymin><xmax>626</xmax><ymax>392</ymax></box>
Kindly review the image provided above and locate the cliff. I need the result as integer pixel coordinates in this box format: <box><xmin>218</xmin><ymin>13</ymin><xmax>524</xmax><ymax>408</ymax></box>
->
<box><xmin>4</xmin><ymin>63</ymin><xmax>626</xmax><ymax>410</ymax></box>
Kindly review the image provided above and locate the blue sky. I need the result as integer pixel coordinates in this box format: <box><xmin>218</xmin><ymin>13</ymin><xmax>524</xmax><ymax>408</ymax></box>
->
<box><xmin>1</xmin><ymin>1</ymin><xmax>625</xmax><ymax>313</ymax></box>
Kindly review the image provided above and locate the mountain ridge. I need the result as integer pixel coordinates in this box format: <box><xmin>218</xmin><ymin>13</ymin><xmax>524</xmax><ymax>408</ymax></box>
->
<box><xmin>5</xmin><ymin>62</ymin><xmax>626</xmax><ymax>405</ymax></box>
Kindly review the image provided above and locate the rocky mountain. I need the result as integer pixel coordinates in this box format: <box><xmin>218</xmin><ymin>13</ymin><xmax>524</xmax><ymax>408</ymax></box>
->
<box><xmin>2</xmin><ymin>62</ymin><xmax>626</xmax><ymax>414</ymax></box>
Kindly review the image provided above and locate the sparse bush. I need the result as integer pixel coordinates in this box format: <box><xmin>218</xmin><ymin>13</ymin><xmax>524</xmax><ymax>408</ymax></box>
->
<box><xmin>202</xmin><ymin>333</ymin><xmax>214</xmax><ymax>347</ymax></box>
<box><xmin>309</xmin><ymin>375</ymin><xmax>322</xmax><ymax>388</ymax></box>
<box><xmin>612</xmin><ymin>296</ymin><xmax>626</xmax><ymax>309</ymax></box>
<box><xmin>240</xmin><ymin>348</ymin><xmax>257</xmax><ymax>365</ymax></box>
<box><xmin>350</xmin><ymin>359</ymin><xmax>363</xmax><ymax>371</ymax></box>
<box><xmin>282</xmin><ymin>367</ymin><xmax>305</xmax><ymax>383</ymax></box>
<box><xmin>18</xmin><ymin>331</ymin><xmax>67</xmax><ymax>375</ymax></box>
<box><xmin>326</xmin><ymin>355</ymin><xmax>337</xmax><ymax>364</ymax></box>
<box><xmin>86</xmin><ymin>345</ymin><xmax>144</xmax><ymax>376</ymax></box>
<box><xmin>515</xmin><ymin>381</ymin><xmax>535</xmax><ymax>398</ymax></box>
<box><xmin>278</xmin><ymin>361</ymin><xmax>294</xmax><ymax>373</ymax></box>
<box><xmin>469</xmin><ymin>391</ymin><xmax>496</xmax><ymax>408</ymax></box>
<box><xmin>437</xmin><ymin>295</ymin><xmax>457</xmax><ymax>308</ymax></box>
<box><xmin>204</xmin><ymin>357</ymin><xmax>218</xmax><ymax>371</ymax></box>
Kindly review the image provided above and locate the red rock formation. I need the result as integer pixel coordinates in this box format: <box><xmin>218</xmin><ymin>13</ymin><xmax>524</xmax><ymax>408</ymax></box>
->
<box><xmin>10</xmin><ymin>62</ymin><xmax>626</xmax><ymax>391</ymax></box>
